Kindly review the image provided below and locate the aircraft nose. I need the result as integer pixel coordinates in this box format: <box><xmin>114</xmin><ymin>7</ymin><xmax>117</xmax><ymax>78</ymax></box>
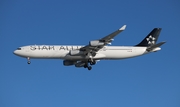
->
<box><xmin>13</xmin><ymin>50</ymin><xmax>18</xmax><ymax>55</ymax></box>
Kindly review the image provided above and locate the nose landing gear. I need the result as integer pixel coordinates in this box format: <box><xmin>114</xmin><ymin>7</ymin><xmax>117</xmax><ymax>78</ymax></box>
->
<box><xmin>27</xmin><ymin>57</ymin><xmax>31</xmax><ymax>64</ymax></box>
<box><xmin>27</xmin><ymin>61</ymin><xmax>31</xmax><ymax>64</ymax></box>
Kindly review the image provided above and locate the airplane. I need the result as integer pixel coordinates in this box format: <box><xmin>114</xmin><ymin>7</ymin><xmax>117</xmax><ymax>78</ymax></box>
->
<box><xmin>13</xmin><ymin>25</ymin><xmax>166</xmax><ymax>70</ymax></box>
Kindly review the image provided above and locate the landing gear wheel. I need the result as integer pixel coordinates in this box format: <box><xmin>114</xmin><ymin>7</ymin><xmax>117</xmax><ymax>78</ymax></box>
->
<box><xmin>88</xmin><ymin>58</ymin><xmax>96</xmax><ymax>65</ymax></box>
<box><xmin>84</xmin><ymin>64</ymin><xmax>88</xmax><ymax>68</ymax></box>
<box><xmin>90</xmin><ymin>61</ymin><xmax>96</xmax><ymax>65</ymax></box>
<box><xmin>87</xmin><ymin>66</ymin><xmax>92</xmax><ymax>70</ymax></box>
<box><xmin>27</xmin><ymin>57</ymin><xmax>31</xmax><ymax>64</ymax></box>
<box><xmin>27</xmin><ymin>61</ymin><xmax>31</xmax><ymax>64</ymax></box>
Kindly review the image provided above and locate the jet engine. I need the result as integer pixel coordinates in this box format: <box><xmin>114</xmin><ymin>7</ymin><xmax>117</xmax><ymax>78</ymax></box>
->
<box><xmin>63</xmin><ymin>60</ymin><xmax>76</xmax><ymax>66</ymax></box>
<box><xmin>75</xmin><ymin>62</ymin><xmax>86</xmax><ymax>67</ymax></box>
<box><xmin>69</xmin><ymin>50</ymin><xmax>84</xmax><ymax>56</ymax></box>
<box><xmin>89</xmin><ymin>40</ymin><xmax>104</xmax><ymax>46</ymax></box>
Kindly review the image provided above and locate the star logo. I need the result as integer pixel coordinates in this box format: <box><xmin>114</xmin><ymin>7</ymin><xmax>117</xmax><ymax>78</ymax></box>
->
<box><xmin>146</xmin><ymin>35</ymin><xmax>156</xmax><ymax>45</ymax></box>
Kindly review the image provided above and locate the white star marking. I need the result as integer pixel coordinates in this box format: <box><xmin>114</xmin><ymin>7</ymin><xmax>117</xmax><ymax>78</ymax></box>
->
<box><xmin>146</xmin><ymin>35</ymin><xmax>156</xmax><ymax>45</ymax></box>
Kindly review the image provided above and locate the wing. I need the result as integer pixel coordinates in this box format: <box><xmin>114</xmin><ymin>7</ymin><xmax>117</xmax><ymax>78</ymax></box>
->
<box><xmin>100</xmin><ymin>25</ymin><xmax>126</xmax><ymax>44</ymax></box>
<box><xmin>80</xmin><ymin>25</ymin><xmax>126</xmax><ymax>56</ymax></box>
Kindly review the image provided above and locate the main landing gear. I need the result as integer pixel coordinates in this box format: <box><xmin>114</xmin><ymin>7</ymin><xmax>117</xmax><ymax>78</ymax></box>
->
<box><xmin>89</xmin><ymin>58</ymin><xmax>96</xmax><ymax>65</ymax></box>
<box><xmin>84</xmin><ymin>63</ymin><xmax>92</xmax><ymax>70</ymax></box>
<box><xmin>27</xmin><ymin>57</ymin><xmax>31</xmax><ymax>64</ymax></box>
<box><xmin>83</xmin><ymin>58</ymin><xmax>96</xmax><ymax>70</ymax></box>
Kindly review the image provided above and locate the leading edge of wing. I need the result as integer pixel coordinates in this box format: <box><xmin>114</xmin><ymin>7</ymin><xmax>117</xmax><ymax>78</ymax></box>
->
<box><xmin>80</xmin><ymin>25</ymin><xmax>126</xmax><ymax>52</ymax></box>
<box><xmin>100</xmin><ymin>25</ymin><xmax>126</xmax><ymax>42</ymax></box>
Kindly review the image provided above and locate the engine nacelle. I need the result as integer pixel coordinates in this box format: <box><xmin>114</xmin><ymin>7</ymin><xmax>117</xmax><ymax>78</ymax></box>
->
<box><xmin>69</xmin><ymin>50</ymin><xmax>84</xmax><ymax>56</ymax></box>
<box><xmin>63</xmin><ymin>60</ymin><xmax>76</xmax><ymax>66</ymax></box>
<box><xmin>75</xmin><ymin>62</ymin><xmax>85</xmax><ymax>68</ymax></box>
<box><xmin>89</xmin><ymin>40</ymin><xmax>104</xmax><ymax>46</ymax></box>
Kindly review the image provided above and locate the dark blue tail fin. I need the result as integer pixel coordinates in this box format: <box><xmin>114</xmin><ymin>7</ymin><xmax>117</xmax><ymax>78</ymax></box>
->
<box><xmin>136</xmin><ymin>28</ymin><xmax>162</xmax><ymax>47</ymax></box>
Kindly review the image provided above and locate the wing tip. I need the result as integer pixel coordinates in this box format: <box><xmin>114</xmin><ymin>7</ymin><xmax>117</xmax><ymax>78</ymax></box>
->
<box><xmin>119</xmin><ymin>25</ymin><xmax>126</xmax><ymax>30</ymax></box>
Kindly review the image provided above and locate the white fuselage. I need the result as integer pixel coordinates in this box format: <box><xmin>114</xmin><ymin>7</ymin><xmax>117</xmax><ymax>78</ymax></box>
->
<box><xmin>13</xmin><ymin>45</ymin><xmax>153</xmax><ymax>60</ymax></box>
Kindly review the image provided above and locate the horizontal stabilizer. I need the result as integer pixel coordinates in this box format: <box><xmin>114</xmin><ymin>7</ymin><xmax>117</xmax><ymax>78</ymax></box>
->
<box><xmin>146</xmin><ymin>41</ymin><xmax>166</xmax><ymax>51</ymax></box>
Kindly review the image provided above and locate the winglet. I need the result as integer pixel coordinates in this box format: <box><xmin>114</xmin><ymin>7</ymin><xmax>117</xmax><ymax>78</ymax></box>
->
<box><xmin>119</xmin><ymin>25</ymin><xmax>126</xmax><ymax>30</ymax></box>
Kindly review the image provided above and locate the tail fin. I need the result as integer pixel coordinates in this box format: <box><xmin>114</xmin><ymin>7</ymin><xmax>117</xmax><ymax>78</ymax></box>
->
<box><xmin>136</xmin><ymin>28</ymin><xmax>162</xmax><ymax>47</ymax></box>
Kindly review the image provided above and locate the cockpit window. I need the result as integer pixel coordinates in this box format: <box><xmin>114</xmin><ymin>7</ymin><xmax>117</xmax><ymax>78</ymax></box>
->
<box><xmin>17</xmin><ymin>48</ymin><xmax>21</xmax><ymax>50</ymax></box>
